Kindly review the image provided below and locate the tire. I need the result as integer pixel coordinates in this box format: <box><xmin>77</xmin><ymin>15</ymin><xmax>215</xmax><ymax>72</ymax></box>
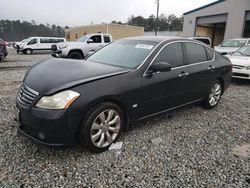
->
<box><xmin>202</xmin><ymin>80</ymin><xmax>222</xmax><ymax>109</ymax></box>
<box><xmin>24</xmin><ymin>49</ymin><xmax>32</xmax><ymax>55</ymax></box>
<box><xmin>68</xmin><ymin>51</ymin><xmax>84</xmax><ymax>59</ymax></box>
<box><xmin>79</xmin><ymin>102</ymin><xmax>124</xmax><ymax>153</ymax></box>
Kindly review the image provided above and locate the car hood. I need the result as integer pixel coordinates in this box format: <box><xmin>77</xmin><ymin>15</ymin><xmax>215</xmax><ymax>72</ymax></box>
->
<box><xmin>228</xmin><ymin>55</ymin><xmax>250</xmax><ymax>66</ymax></box>
<box><xmin>214</xmin><ymin>46</ymin><xmax>239</xmax><ymax>54</ymax></box>
<box><xmin>24</xmin><ymin>58</ymin><xmax>131</xmax><ymax>95</ymax></box>
<box><xmin>58</xmin><ymin>41</ymin><xmax>84</xmax><ymax>47</ymax></box>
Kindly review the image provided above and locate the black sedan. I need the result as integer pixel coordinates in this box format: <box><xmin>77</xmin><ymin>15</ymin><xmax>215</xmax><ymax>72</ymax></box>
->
<box><xmin>16</xmin><ymin>36</ymin><xmax>232</xmax><ymax>152</ymax></box>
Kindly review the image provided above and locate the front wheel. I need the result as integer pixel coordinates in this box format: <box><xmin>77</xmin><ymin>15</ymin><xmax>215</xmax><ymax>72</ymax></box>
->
<box><xmin>79</xmin><ymin>102</ymin><xmax>124</xmax><ymax>152</ymax></box>
<box><xmin>202</xmin><ymin>80</ymin><xmax>222</xmax><ymax>109</ymax></box>
<box><xmin>23</xmin><ymin>49</ymin><xmax>33</xmax><ymax>55</ymax></box>
<box><xmin>68</xmin><ymin>51</ymin><xmax>84</xmax><ymax>59</ymax></box>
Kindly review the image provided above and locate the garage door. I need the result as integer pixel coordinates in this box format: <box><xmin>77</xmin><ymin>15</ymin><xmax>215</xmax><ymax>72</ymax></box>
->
<box><xmin>246</xmin><ymin>11</ymin><xmax>250</xmax><ymax>21</ymax></box>
<box><xmin>197</xmin><ymin>14</ymin><xmax>228</xmax><ymax>24</ymax></box>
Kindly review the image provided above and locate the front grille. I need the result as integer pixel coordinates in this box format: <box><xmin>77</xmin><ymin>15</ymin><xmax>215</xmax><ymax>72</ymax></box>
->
<box><xmin>51</xmin><ymin>45</ymin><xmax>57</xmax><ymax>52</ymax></box>
<box><xmin>233</xmin><ymin>65</ymin><xmax>245</xmax><ymax>69</ymax></box>
<box><xmin>233</xmin><ymin>73</ymin><xmax>249</xmax><ymax>78</ymax></box>
<box><xmin>18</xmin><ymin>85</ymin><xmax>39</xmax><ymax>107</ymax></box>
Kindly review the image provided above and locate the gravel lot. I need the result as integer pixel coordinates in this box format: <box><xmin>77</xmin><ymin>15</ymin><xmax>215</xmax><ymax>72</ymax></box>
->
<box><xmin>0</xmin><ymin>48</ymin><xmax>249</xmax><ymax>187</ymax></box>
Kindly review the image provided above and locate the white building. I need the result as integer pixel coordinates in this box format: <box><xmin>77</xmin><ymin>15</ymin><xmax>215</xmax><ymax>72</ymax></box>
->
<box><xmin>182</xmin><ymin>0</ymin><xmax>250</xmax><ymax>46</ymax></box>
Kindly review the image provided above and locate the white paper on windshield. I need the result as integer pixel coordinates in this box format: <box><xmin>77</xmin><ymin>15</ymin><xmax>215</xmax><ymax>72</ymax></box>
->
<box><xmin>135</xmin><ymin>44</ymin><xmax>154</xmax><ymax>50</ymax></box>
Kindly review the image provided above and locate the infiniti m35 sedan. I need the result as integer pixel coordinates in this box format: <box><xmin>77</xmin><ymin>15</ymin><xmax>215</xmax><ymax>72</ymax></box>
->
<box><xmin>16</xmin><ymin>36</ymin><xmax>232</xmax><ymax>152</ymax></box>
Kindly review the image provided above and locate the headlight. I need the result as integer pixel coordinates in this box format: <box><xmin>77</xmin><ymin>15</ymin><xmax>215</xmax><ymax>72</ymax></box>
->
<box><xmin>36</xmin><ymin>90</ymin><xmax>80</xmax><ymax>109</ymax></box>
<box><xmin>59</xmin><ymin>44</ymin><xmax>67</xmax><ymax>49</ymax></box>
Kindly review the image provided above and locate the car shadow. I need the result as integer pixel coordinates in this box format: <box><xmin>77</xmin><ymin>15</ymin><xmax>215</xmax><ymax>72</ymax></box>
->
<box><xmin>231</xmin><ymin>78</ymin><xmax>250</xmax><ymax>85</ymax></box>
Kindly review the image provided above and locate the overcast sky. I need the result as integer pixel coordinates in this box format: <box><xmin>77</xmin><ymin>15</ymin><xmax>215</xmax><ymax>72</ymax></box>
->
<box><xmin>0</xmin><ymin>0</ymin><xmax>215</xmax><ymax>27</ymax></box>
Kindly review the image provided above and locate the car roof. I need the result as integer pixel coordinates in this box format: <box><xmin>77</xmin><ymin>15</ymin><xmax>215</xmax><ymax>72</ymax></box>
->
<box><xmin>122</xmin><ymin>36</ymin><xmax>184</xmax><ymax>43</ymax></box>
<box><xmin>121</xmin><ymin>36</ymin><xmax>207</xmax><ymax>45</ymax></box>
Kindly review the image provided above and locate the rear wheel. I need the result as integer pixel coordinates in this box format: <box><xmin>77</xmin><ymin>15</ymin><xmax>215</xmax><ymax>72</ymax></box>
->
<box><xmin>79</xmin><ymin>102</ymin><xmax>124</xmax><ymax>153</ymax></box>
<box><xmin>202</xmin><ymin>80</ymin><xmax>222</xmax><ymax>109</ymax></box>
<box><xmin>68</xmin><ymin>51</ymin><xmax>84</xmax><ymax>59</ymax></box>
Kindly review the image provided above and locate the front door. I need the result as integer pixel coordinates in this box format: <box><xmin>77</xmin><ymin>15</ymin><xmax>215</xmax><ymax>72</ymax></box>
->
<box><xmin>140</xmin><ymin>42</ymin><xmax>190</xmax><ymax>117</ymax></box>
<box><xmin>86</xmin><ymin>35</ymin><xmax>103</xmax><ymax>52</ymax></box>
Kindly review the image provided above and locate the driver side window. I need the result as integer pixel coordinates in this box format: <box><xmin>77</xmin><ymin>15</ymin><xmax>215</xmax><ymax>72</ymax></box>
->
<box><xmin>28</xmin><ymin>38</ymin><xmax>37</xmax><ymax>45</ymax></box>
<box><xmin>89</xmin><ymin>35</ymin><xmax>102</xmax><ymax>43</ymax></box>
<box><xmin>154</xmin><ymin>43</ymin><xmax>184</xmax><ymax>68</ymax></box>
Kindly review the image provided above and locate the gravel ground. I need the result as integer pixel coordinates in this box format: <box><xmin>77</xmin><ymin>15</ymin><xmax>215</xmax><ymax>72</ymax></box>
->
<box><xmin>0</xmin><ymin>48</ymin><xmax>249</xmax><ymax>187</ymax></box>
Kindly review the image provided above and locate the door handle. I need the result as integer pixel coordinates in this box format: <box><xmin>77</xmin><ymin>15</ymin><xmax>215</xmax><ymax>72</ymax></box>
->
<box><xmin>178</xmin><ymin>72</ymin><xmax>189</xmax><ymax>78</ymax></box>
<box><xmin>208</xmin><ymin>65</ymin><xmax>215</xmax><ymax>70</ymax></box>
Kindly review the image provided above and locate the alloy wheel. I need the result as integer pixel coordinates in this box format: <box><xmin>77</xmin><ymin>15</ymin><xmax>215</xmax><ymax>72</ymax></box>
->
<box><xmin>90</xmin><ymin>109</ymin><xmax>121</xmax><ymax>148</ymax></box>
<box><xmin>208</xmin><ymin>82</ymin><xmax>222</xmax><ymax>106</ymax></box>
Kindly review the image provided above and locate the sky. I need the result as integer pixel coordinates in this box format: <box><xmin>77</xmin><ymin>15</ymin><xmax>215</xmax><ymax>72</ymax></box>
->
<box><xmin>0</xmin><ymin>0</ymin><xmax>215</xmax><ymax>27</ymax></box>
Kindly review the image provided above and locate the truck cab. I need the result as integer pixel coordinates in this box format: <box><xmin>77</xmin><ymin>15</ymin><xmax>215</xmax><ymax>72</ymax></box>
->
<box><xmin>52</xmin><ymin>33</ymin><xmax>113</xmax><ymax>59</ymax></box>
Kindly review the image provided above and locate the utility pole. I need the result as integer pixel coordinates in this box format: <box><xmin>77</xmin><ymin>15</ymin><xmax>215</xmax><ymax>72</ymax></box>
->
<box><xmin>155</xmin><ymin>0</ymin><xmax>160</xmax><ymax>36</ymax></box>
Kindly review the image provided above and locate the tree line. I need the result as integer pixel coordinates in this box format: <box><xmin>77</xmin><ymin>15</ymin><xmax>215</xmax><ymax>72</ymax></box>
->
<box><xmin>112</xmin><ymin>14</ymin><xmax>183</xmax><ymax>32</ymax></box>
<box><xmin>0</xmin><ymin>20</ymin><xmax>65</xmax><ymax>41</ymax></box>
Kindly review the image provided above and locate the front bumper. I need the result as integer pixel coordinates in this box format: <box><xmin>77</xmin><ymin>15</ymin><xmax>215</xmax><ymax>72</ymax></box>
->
<box><xmin>232</xmin><ymin>68</ymin><xmax>250</xmax><ymax>80</ymax></box>
<box><xmin>16</xmin><ymin>100</ymin><xmax>82</xmax><ymax>146</ymax></box>
<box><xmin>51</xmin><ymin>50</ymin><xmax>67</xmax><ymax>58</ymax></box>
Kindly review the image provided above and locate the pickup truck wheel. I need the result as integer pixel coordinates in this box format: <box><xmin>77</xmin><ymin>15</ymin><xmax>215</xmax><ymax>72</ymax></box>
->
<box><xmin>68</xmin><ymin>51</ymin><xmax>84</xmax><ymax>59</ymax></box>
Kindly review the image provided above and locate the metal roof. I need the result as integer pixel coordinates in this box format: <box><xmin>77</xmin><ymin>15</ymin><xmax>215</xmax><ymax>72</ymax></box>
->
<box><xmin>183</xmin><ymin>0</ymin><xmax>225</xmax><ymax>15</ymax></box>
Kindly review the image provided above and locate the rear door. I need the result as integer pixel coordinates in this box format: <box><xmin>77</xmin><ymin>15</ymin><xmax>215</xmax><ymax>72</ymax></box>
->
<box><xmin>140</xmin><ymin>42</ymin><xmax>191</xmax><ymax>116</ymax></box>
<box><xmin>183</xmin><ymin>42</ymin><xmax>217</xmax><ymax>101</ymax></box>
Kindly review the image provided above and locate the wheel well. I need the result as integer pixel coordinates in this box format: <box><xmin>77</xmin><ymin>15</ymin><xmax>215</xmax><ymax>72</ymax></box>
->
<box><xmin>68</xmin><ymin>49</ymin><xmax>84</xmax><ymax>57</ymax></box>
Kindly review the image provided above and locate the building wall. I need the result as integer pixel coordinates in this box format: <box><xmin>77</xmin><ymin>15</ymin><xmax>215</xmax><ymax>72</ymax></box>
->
<box><xmin>182</xmin><ymin>0</ymin><xmax>250</xmax><ymax>40</ymax></box>
<box><xmin>65</xmin><ymin>24</ymin><xmax>144</xmax><ymax>41</ymax></box>
<box><xmin>108</xmin><ymin>24</ymin><xmax>144</xmax><ymax>40</ymax></box>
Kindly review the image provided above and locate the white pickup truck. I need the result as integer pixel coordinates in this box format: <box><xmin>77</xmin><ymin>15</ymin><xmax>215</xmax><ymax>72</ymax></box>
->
<box><xmin>51</xmin><ymin>33</ymin><xmax>113</xmax><ymax>59</ymax></box>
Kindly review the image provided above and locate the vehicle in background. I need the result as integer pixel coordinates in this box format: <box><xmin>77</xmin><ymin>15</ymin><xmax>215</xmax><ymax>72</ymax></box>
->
<box><xmin>227</xmin><ymin>45</ymin><xmax>250</xmax><ymax>80</ymax></box>
<box><xmin>16</xmin><ymin>36</ymin><xmax>232</xmax><ymax>152</ymax></box>
<box><xmin>51</xmin><ymin>33</ymin><xmax>113</xmax><ymax>59</ymax></box>
<box><xmin>0</xmin><ymin>38</ymin><xmax>8</xmax><ymax>62</ymax></box>
<box><xmin>189</xmin><ymin>37</ymin><xmax>212</xmax><ymax>46</ymax></box>
<box><xmin>18</xmin><ymin>37</ymin><xmax>66</xmax><ymax>54</ymax></box>
<box><xmin>13</xmin><ymin>38</ymin><xmax>29</xmax><ymax>53</ymax></box>
<box><xmin>215</xmin><ymin>38</ymin><xmax>250</xmax><ymax>55</ymax></box>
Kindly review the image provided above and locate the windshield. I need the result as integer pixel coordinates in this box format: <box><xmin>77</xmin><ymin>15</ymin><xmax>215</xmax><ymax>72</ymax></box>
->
<box><xmin>87</xmin><ymin>40</ymin><xmax>157</xmax><ymax>69</ymax></box>
<box><xmin>77</xmin><ymin>35</ymin><xmax>89</xmax><ymax>42</ymax></box>
<box><xmin>21</xmin><ymin>38</ymin><xmax>29</xmax><ymax>43</ymax></box>
<box><xmin>232</xmin><ymin>45</ymin><xmax>250</xmax><ymax>56</ymax></box>
<box><xmin>221</xmin><ymin>39</ymin><xmax>246</xmax><ymax>47</ymax></box>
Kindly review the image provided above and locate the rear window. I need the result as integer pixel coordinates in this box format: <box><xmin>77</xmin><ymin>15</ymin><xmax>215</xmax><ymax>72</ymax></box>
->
<box><xmin>104</xmin><ymin>36</ymin><xmax>111</xmax><ymax>43</ymax></box>
<box><xmin>184</xmin><ymin>42</ymin><xmax>207</xmax><ymax>64</ymax></box>
<box><xmin>206</xmin><ymin>48</ymin><xmax>214</xmax><ymax>61</ymax></box>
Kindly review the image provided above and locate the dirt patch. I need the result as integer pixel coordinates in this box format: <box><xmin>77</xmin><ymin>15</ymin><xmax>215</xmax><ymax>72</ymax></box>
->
<box><xmin>232</xmin><ymin>144</ymin><xmax>250</xmax><ymax>158</ymax></box>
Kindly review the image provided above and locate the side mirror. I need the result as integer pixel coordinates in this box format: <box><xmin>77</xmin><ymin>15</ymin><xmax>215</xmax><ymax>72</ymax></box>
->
<box><xmin>87</xmin><ymin>39</ymin><xmax>94</xmax><ymax>43</ymax></box>
<box><xmin>149</xmin><ymin>62</ymin><xmax>171</xmax><ymax>73</ymax></box>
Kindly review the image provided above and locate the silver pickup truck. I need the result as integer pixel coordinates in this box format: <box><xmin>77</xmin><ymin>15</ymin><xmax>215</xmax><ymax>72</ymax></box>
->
<box><xmin>51</xmin><ymin>33</ymin><xmax>113</xmax><ymax>59</ymax></box>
